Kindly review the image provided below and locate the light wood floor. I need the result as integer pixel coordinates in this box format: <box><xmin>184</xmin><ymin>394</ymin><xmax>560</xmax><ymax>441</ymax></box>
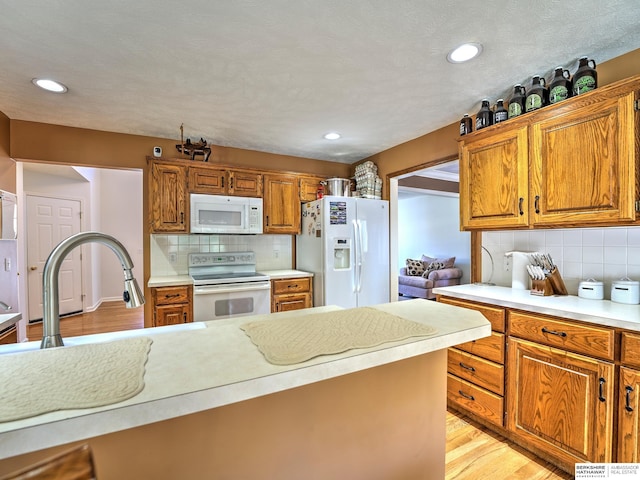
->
<box><xmin>26</xmin><ymin>304</ymin><xmax>571</xmax><ymax>479</ymax></box>
<box><xmin>26</xmin><ymin>301</ymin><xmax>144</xmax><ymax>341</ymax></box>
<box><xmin>446</xmin><ymin>410</ymin><xmax>573</xmax><ymax>479</ymax></box>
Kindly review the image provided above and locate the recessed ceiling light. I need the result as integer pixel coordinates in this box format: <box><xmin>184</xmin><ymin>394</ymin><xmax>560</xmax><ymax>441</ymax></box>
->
<box><xmin>447</xmin><ymin>43</ymin><xmax>483</xmax><ymax>63</ymax></box>
<box><xmin>32</xmin><ymin>78</ymin><xmax>68</xmax><ymax>93</ymax></box>
<box><xmin>323</xmin><ymin>132</ymin><xmax>341</xmax><ymax>140</ymax></box>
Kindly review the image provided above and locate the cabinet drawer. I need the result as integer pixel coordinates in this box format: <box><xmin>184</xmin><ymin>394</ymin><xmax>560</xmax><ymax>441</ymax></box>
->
<box><xmin>455</xmin><ymin>332</ymin><xmax>505</xmax><ymax>364</ymax></box>
<box><xmin>437</xmin><ymin>297</ymin><xmax>506</xmax><ymax>333</ymax></box>
<box><xmin>448</xmin><ymin>348</ymin><xmax>504</xmax><ymax>395</ymax></box>
<box><xmin>272</xmin><ymin>293</ymin><xmax>312</xmax><ymax>313</ymax></box>
<box><xmin>272</xmin><ymin>277</ymin><xmax>311</xmax><ymax>295</ymax></box>
<box><xmin>621</xmin><ymin>332</ymin><xmax>640</xmax><ymax>368</ymax></box>
<box><xmin>508</xmin><ymin>311</ymin><xmax>614</xmax><ymax>360</ymax></box>
<box><xmin>153</xmin><ymin>286</ymin><xmax>191</xmax><ymax>305</ymax></box>
<box><xmin>447</xmin><ymin>374</ymin><xmax>504</xmax><ymax>427</ymax></box>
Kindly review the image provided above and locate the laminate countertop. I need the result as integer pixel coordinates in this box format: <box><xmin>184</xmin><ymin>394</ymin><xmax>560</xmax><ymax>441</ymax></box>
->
<box><xmin>0</xmin><ymin>313</ymin><xmax>21</xmax><ymax>332</ymax></box>
<box><xmin>0</xmin><ymin>299</ymin><xmax>489</xmax><ymax>460</ymax></box>
<box><xmin>434</xmin><ymin>284</ymin><xmax>640</xmax><ymax>331</ymax></box>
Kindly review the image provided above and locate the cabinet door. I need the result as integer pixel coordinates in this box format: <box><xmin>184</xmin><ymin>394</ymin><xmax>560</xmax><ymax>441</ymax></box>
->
<box><xmin>507</xmin><ymin>337</ymin><xmax>614</xmax><ymax>465</ymax></box>
<box><xmin>263</xmin><ymin>174</ymin><xmax>300</xmax><ymax>234</ymax></box>
<box><xmin>299</xmin><ymin>176</ymin><xmax>324</xmax><ymax>202</ymax></box>
<box><xmin>154</xmin><ymin>304</ymin><xmax>190</xmax><ymax>326</ymax></box>
<box><xmin>272</xmin><ymin>293</ymin><xmax>312</xmax><ymax>312</ymax></box>
<box><xmin>188</xmin><ymin>166</ymin><xmax>226</xmax><ymax>194</ymax></box>
<box><xmin>619</xmin><ymin>366</ymin><xmax>640</xmax><ymax>463</ymax></box>
<box><xmin>150</xmin><ymin>162</ymin><xmax>188</xmax><ymax>233</ymax></box>
<box><xmin>229</xmin><ymin>170</ymin><xmax>263</xmax><ymax>197</ymax></box>
<box><xmin>459</xmin><ymin>124</ymin><xmax>529</xmax><ymax>229</ymax></box>
<box><xmin>530</xmin><ymin>90</ymin><xmax>637</xmax><ymax>225</ymax></box>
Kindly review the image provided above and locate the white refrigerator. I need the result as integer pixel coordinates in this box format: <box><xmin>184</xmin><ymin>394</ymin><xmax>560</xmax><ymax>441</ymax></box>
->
<box><xmin>296</xmin><ymin>196</ymin><xmax>389</xmax><ymax>308</ymax></box>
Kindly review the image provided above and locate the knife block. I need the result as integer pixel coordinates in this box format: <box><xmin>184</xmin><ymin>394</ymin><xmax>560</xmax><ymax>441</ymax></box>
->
<box><xmin>531</xmin><ymin>278</ymin><xmax>554</xmax><ymax>296</ymax></box>
<box><xmin>548</xmin><ymin>267</ymin><xmax>568</xmax><ymax>295</ymax></box>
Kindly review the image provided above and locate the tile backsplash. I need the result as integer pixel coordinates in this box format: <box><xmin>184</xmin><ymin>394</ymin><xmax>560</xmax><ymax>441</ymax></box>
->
<box><xmin>151</xmin><ymin>234</ymin><xmax>293</xmax><ymax>276</ymax></box>
<box><xmin>483</xmin><ymin>226</ymin><xmax>640</xmax><ymax>298</ymax></box>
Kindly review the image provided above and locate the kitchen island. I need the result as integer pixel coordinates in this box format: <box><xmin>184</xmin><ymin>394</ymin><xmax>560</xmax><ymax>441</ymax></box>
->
<box><xmin>0</xmin><ymin>300</ymin><xmax>489</xmax><ymax>479</ymax></box>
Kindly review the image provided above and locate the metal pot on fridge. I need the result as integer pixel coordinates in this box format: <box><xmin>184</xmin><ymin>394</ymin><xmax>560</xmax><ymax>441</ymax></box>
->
<box><xmin>321</xmin><ymin>178</ymin><xmax>352</xmax><ymax>197</ymax></box>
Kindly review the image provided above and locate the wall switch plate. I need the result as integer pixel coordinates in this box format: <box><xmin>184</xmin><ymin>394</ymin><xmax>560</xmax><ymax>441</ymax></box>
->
<box><xmin>169</xmin><ymin>253</ymin><xmax>177</xmax><ymax>264</ymax></box>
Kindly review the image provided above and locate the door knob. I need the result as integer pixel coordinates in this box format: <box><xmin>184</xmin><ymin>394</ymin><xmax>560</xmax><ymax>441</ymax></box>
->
<box><xmin>30</xmin><ymin>266</ymin><xmax>38</xmax><ymax>271</ymax></box>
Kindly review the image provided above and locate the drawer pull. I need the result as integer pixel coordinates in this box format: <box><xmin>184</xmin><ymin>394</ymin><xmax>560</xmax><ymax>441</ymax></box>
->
<box><xmin>534</xmin><ymin>195</ymin><xmax>540</xmax><ymax>214</ymax></box>
<box><xmin>458</xmin><ymin>390</ymin><xmax>475</xmax><ymax>401</ymax></box>
<box><xmin>541</xmin><ymin>327</ymin><xmax>567</xmax><ymax>338</ymax></box>
<box><xmin>518</xmin><ymin>197</ymin><xmax>524</xmax><ymax>216</ymax></box>
<box><xmin>459</xmin><ymin>362</ymin><xmax>476</xmax><ymax>372</ymax></box>
<box><xmin>164</xmin><ymin>293</ymin><xmax>181</xmax><ymax>298</ymax></box>
<box><xmin>288</xmin><ymin>284</ymin><xmax>299</xmax><ymax>288</ymax></box>
<box><xmin>626</xmin><ymin>386</ymin><xmax>634</xmax><ymax>412</ymax></box>
<box><xmin>599</xmin><ymin>377</ymin><xmax>606</xmax><ymax>402</ymax></box>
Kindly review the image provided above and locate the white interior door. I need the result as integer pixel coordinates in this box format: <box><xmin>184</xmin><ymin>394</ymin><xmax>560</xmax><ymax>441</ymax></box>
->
<box><xmin>26</xmin><ymin>195</ymin><xmax>83</xmax><ymax>321</ymax></box>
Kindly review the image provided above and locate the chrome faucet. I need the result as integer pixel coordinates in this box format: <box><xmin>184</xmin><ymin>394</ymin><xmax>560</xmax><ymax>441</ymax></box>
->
<box><xmin>41</xmin><ymin>231</ymin><xmax>145</xmax><ymax>349</ymax></box>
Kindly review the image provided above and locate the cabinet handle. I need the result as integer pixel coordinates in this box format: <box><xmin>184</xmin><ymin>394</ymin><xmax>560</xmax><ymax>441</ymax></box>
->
<box><xmin>458</xmin><ymin>390</ymin><xmax>475</xmax><ymax>401</ymax></box>
<box><xmin>518</xmin><ymin>197</ymin><xmax>524</xmax><ymax>216</ymax></box>
<box><xmin>164</xmin><ymin>293</ymin><xmax>181</xmax><ymax>299</ymax></box>
<box><xmin>541</xmin><ymin>327</ymin><xmax>567</xmax><ymax>337</ymax></box>
<box><xmin>230</xmin><ymin>177</ymin><xmax>234</xmax><ymax>189</ymax></box>
<box><xmin>221</xmin><ymin>177</ymin><xmax>224</xmax><ymax>188</ymax></box>
<box><xmin>183</xmin><ymin>312</ymin><xmax>187</xmax><ymax>323</ymax></box>
<box><xmin>288</xmin><ymin>284</ymin><xmax>299</xmax><ymax>289</ymax></box>
<box><xmin>626</xmin><ymin>385</ymin><xmax>634</xmax><ymax>412</ymax></box>
<box><xmin>534</xmin><ymin>195</ymin><xmax>540</xmax><ymax>214</ymax></box>
<box><xmin>599</xmin><ymin>377</ymin><xmax>606</xmax><ymax>402</ymax></box>
<box><xmin>459</xmin><ymin>362</ymin><xmax>476</xmax><ymax>372</ymax></box>
<box><xmin>266</xmin><ymin>215</ymin><xmax>269</xmax><ymax>226</ymax></box>
<box><xmin>180</xmin><ymin>212</ymin><xmax>184</xmax><ymax>224</ymax></box>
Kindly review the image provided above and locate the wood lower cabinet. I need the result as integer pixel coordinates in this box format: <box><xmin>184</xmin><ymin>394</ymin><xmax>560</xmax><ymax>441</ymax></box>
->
<box><xmin>618</xmin><ymin>332</ymin><xmax>640</xmax><ymax>462</ymax></box>
<box><xmin>271</xmin><ymin>276</ymin><xmax>312</xmax><ymax>312</ymax></box>
<box><xmin>151</xmin><ymin>285</ymin><xmax>193</xmax><ymax>327</ymax></box>
<box><xmin>438</xmin><ymin>296</ymin><xmax>506</xmax><ymax>427</ymax></box>
<box><xmin>507</xmin><ymin>337</ymin><xmax>614</xmax><ymax>466</ymax></box>
<box><xmin>150</xmin><ymin>162</ymin><xmax>188</xmax><ymax>233</ymax></box>
<box><xmin>263</xmin><ymin>174</ymin><xmax>301</xmax><ymax>234</ymax></box>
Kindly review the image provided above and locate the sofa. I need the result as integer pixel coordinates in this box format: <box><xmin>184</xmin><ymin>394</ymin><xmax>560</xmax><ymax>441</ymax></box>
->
<box><xmin>398</xmin><ymin>255</ymin><xmax>463</xmax><ymax>300</ymax></box>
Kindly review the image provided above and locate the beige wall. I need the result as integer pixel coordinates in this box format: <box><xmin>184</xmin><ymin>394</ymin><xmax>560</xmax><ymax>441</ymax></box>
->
<box><xmin>0</xmin><ymin>111</ymin><xmax>15</xmax><ymax>193</ymax></box>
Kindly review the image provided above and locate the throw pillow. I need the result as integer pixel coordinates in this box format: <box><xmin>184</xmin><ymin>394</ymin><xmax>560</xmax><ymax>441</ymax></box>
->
<box><xmin>422</xmin><ymin>261</ymin><xmax>446</xmax><ymax>278</ymax></box>
<box><xmin>421</xmin><ymin>255</ymin><xmax>455</xmax><ymax>269</ymax></box>
<box><xmin>405</xmin><ymin>258</ymin><xmax>425</xmax><ymax>276</ymax></box>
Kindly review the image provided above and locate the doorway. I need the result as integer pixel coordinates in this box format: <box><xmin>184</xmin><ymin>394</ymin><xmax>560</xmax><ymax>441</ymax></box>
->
<box><xmin>389</xmin><ymin>159</ymin><xmax>470</xmax><ymax>299</ymax></box>
<box><xmin>26</xmin><ymin>194</ymin><xmax>83</xmax><ymax>321</ymax></box>
<box><xmin>18</xmin><ymin>162</ymin><xmax>143</xmax><ymax>338</ymax></box>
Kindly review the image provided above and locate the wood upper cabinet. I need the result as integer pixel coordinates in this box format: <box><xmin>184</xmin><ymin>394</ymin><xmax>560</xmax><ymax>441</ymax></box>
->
<box><xmin>263</xmin><ymin>173</ymin><xmax>301</xmax><ymax>234</ymax></box>
<box><xmin>530</xmin><ymin>89</ymin><xmax>637</xmax><ymax>226</ymax></box>
<box><xmin>507</xmin><ymin>337</ymin><xmax>614</xmax><ymax>467</ymax></box>
<box><xmin>459</xmin><ymin>123</ymin><xmax>529</xmax><ymax>229</ymax></box>
<box><xmin>189</xmin><ymin>166</ymin><xmax>262</xmax><ymax>197</ymax></box>
<box><xmin>459</xmin><ymin>74</ymin><xmax>640</xmax><ymax>230</ymax></box>
<box><xmin>150</xmin><ymin>161</ymin><xmax>188</xmax><ymax>233</ymax></box>
<box><xmin>299</xmin><ymin>175</ymin><xmax>325</xmax><ymax>202</ymax></box>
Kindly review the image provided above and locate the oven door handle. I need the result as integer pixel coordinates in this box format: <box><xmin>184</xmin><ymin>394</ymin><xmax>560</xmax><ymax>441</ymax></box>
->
<box><xmin>194</xmin><ymin>283</ymin><xmax>271</xmax><ymax>295</ymax></box>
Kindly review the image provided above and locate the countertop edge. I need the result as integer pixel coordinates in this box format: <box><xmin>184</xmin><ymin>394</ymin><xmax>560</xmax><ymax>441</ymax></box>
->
<box><xmin>0</xmin><ymin>304</ymin><xmax>488</xmax><ymax>459</ymax></box>
<box><xmin>0</xmin><ymin>313</ymin><xmax>22</xmax><ymax>332</ymax></box>
<box><xmin>434</xmin><ymin>285</ymin><xmax>640</xmax><ymax>331</ymax></box>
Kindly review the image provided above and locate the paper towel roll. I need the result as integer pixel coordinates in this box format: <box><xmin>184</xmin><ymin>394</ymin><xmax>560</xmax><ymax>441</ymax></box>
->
<box><xmin>505</xmin><ymin>251</ymin><xmax>533</xmax><ymax>290</ymax></box>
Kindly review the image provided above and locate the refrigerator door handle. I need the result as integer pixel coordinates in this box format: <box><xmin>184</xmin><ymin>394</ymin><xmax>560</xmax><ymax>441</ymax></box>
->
<box><xmin>352</xmin><ymin>219</ymin><xmax>359</xmax><ymax>293</ymax></box>
<box><xmin>355</xmin><ymin>219</ymin><xmax>364</xmax><ymax>293</ymax></box>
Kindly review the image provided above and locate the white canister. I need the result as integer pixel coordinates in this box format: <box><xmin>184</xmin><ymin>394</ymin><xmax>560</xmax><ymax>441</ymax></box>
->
<box><xmin>578</xmin><ymin>279</ymin><xmax>604</xmax><ymax>300</ymax></box>
<box><xmin>611</xmin><ymin>278</ymin><xmax>640</xmax><ymax>304</ymax></box>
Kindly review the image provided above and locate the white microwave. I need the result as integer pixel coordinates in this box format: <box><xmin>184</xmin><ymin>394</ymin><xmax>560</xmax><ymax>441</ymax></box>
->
<box><xmin>190</xmin><ymin>194</ymin><xmax>263</xmax><ymax>234</ymax></box>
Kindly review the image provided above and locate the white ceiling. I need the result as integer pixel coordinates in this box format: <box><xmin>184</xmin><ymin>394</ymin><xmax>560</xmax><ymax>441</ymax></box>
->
<box><xmin>1</xmin><ymin>1</ymin><xmax>639</xmax><ymax>165</ymax></box>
